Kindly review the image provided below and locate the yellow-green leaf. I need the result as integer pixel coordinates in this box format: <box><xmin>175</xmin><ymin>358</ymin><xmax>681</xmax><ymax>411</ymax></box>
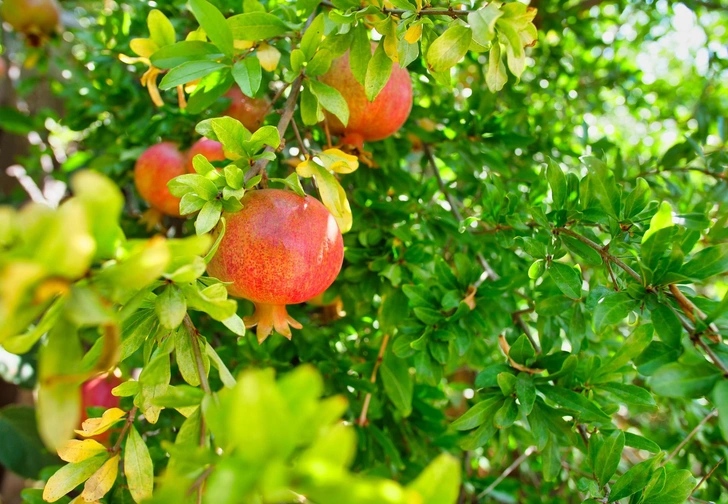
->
<box><xmin>81</xmin><ymin>454</ymin><xmax>120</xmax><ymax>502</ymax></box>
<box><xmin>74</xmin><ymin>408</ymin><xmax>126</xmax><ymax>438</ymax></box>
<box><xmin>148</xmin><ymin>9</ymin><xmax>176</xmax><ymax>48</ymax></box>
<box><xmin>257</xmin><ymin>43</ymin><xmax>281</xmax><ymax>72</ymax></box>
<box><xmin>130</xmin><ymin>38</ymin><xmax>159</xmax><ymax>59</ymax></box>
<box><xmin>125</xmin><ymin>426</ymin><xmax>154</xmax><ymax>503</ymax></box>
<box><xmin>42</xmin><ymin>454</ymin><xmax>108</xmax><ymax>502</ymax></box>
<box><xmin>296</xmin><ymin>160</ymin><xmax>352</xmax><ymax>233</ymax></box>
<box><xmin>318</xmin><ymin>149</ymin><xmax>359</xmax><ymax>174</ymax></box>
<box><xmin>57</xmin><ymin>439</ymin><xmax>107</xmax><ymax>463</ymax></box>
<box><xmin>426</xmin><ymin>25</ymin><xmax>472</xmax><ymax>73</ymax></box>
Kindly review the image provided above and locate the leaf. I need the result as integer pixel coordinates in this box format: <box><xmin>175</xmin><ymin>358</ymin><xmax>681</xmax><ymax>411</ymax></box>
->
<box><xmin>0</xmin><ymin>405</ymin><xmax>60</xmax><ymax>479</ymax></box>
<box><xmin>301</xmin><ymin>12</ymin><xmax>325</xmax><ymax>59</ymax></box>
<box><xmin>406</xmin><ymin>453</ymin><xmax>461</xmax><ymax>504</ymax></box>
<box><xmin>296</xmin><ymin>160</ymin><xmax>352</xmax><ymax>233</ymax></box>
<box><xmin>624</xmin><ymin>432</ymin><xmax>660</xmax><ymax>453</ymax></box>
<box><xmin>413</xmin><ymin>307</ymin><xmax>443</xmax><ymax>325</ymax></box>
<box><xmin>593</xmin><ymin>292</ymin><xmax>638</xmax><ymax>332</ymax></box>
<box><xmin>494</xmin><ymin>397</ymin><xmax>518</xmax><ymax>428</ymax></box>
<box><xmin>300</xmin><ymin>83</ymin><xmax>323</xmax><ymax>126</ymax></box>
<box><xmin>516</xmin><ymin>373</ymin><xmax>536</xmax><ymax>415</ymax></box>
<box><xmin>451</xmin><ymin>395</ymin><xmax>502</xmax><ymax>431</ymax></box>
<box><xmin>546</xmin><ymin>159</ymin><xmax>567</xmax><ymax>209</ymax></box>
<box><xmin>538</xmin><ymin>385</ymin><xmax>611</xmax><ymax>422</ymax></box>
<box><xmin>623</xmin><ymin>177</ymin><xmax>650</xmax><ymax>218</ymax></box>
<box><xmin>310</xmin><ymin>79</ymin><xmax>349</xmax><ymax>126</ymax></box>
<box><xmin>468</xmin><ymin>5</ymin><xmax>503</xmax><ymax>46</ymax></box>
<box><xmin>609</xmin><ymin>456</ymin><xmax>661</xmax><ymax>502</ymax></box>
<box><xmin>155</xmin><ymin>284</ymin><xmax>187</xmax><ymax>329</ymax></box>
<box><xmin>380</xmin><ymin>350</ymin><xmax>413</xmax><ymax>417</ymax></box>
<box><xmin>597</xmin><ymin>324</ymin><xmax>654</xmax><ymax>377</ymax></box>
<box><xmin>583</xmin><ymin>157</ymin><xmax>620</xmax><ymax>220</ymax></box>
<box><xmin>74</xmin><ymin>408</ymin><xmax>126</xmax><ymax>437</ymax></box>
<box><xmin>591</xmin><ymin>431</ymin><xmax>624</xmax><ymax>487</ymax></box>
<box><xmin>195</xmin><ymin>199</ymin><xmax>223</xmax><ymax>235</ymax></box>
<box><xmin>634</xmin><ymin>341</ymin><xmax>681</xmax><ymax>376</ymax></box>
<box><xmin>227</xmin><ymin>12</ymin><xmax>290</xmax><ymax>41</ymax></box>
<box><xmin>189</xmin><ymin>0</ymin><xmax>233</xmax><ymax>56</ymax></box>
<box><xmin>318</xmin><ymin>148</ymin><xmax>359</xmax><ymax>174</ymax></box>
<box><xmin>365</xmin><ymin>43</ymin><xmax>393</xmax><ymax>102</ymax></box>
<box><xmin>350</xmin><ymin>24</ymin><xmax>371</xmax><ymax>86</ymax></box>
<box><xmin>426</xmin><ymin>25</ymin><xmax>472</xmax><ymax>73</ymax></box>
<box><xmin>561</xmin><ymin>235</ymin><xmax>603</xmax><ymax>265</ymax></box>
<box><xmin>256</xmin><ymin>43</ymin><xmax>281</xmax><ymax>72</ymax></box>
<box><xmin>248</xmin><ymin>125</ymin><xmax>281</xmax><ymax>150</ymax></box>
<box><xmin>712</xmin><ymin>380</ymin><xmax>728</xmax><ymax>443</ymax></box>
<box><xmin>681</xmin><ymin>244</ymin><xmax>728</xmax><ymax>280</ymax></box>
<box><xmin>159</xmin><ymin>60</ymin><xmax>228</xmax><ymax>90</ymax></box>
<box><xmin>650</xmin><ymin>303</ymin><xmax>682</xmax><ymax>347</ymax></box>
<box><xmin>81</xmin><ymin>454</ymin><xmax>119</xmax><ymax>502</ymax></box>
<box><xmin>175</xmin><ymin>323</ymin><xmax>209</xmax><ymax>387</ymax></box>
<box><xmin>549</xmin><ymin>262</ymin><xmax>582</xmax><ymax>299</ymax></box>
<box><xmin>649</xmin><ymin>362</ymin><xmax>722</xmax><ymax>398</ymax></box>
<box><xmin>150</xmin><ymin>41</ymin><xmax>224</xmax><ymax>69</ymax></box>
<box><xmin>486</xmin><ymin>41</ymin><xmax>507</xmax><ymax>92</ymax></box>
<box><xmin>147</xmin><ymin>9</ymin><xmax>175</xmax><ymax>48</ymax></box>
<box><xmin>205</xmin><ymin>343</ymin><xmax>237</xmax><ymax>388</ymax></box>
<box><xmin>232</xmin><ymin>58</ymin><xmax>262</xmax><ymax>97</ymax></box>
<box><xmin>642</xmin><ymin>201</ymin><xmax>673</xmax><ymax>244</ymax></box>
<box><xmin>642</xmin><ymin>469</ymin><xmax>695</xmax><ymax>504</ymax></box>
<box><xmin>596</xmin><ymin>382</ymin><xmax>656</xmax><ymax>408</ymax></box>
<box><xmin>124</xmin><ymin>426</ymin><xmax>154</xmax><ymax>503</ymax></box>
<box><xmin>57</xmin><ymin>439</ymin><xmax>106</xmax><ymax>463</ymax></box>
<box><xmin>42</xmin><ymin>454</ymin><xmax>108</xmax><ymax>502</ymax></box>
<box><xmin>542</xmin><ymin>437</ymin><xmax>561</xmax><ymax>482</ymax></box>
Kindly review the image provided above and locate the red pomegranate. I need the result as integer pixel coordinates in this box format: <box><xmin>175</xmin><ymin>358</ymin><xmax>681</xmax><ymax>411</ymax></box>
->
<box><xmin>318</xmin><ymin>50</ymin><xmax>413</xmax><ymax>149</ymax></box>
<box><xmin>80</xmin><ymin>373</ymin><xmax>122</xmax><ymax>444</ymax></box>
<box><xmin>223</xmin><ymin>87</ymin><xmax>270</xmax><ymax>132</ymax></box>
<box><xmin>187</xmin><ymin>138</ymin><xmax>225</xmax><ymax>172</ymax></box>
<box><xmin>207</xmin><ymin>189</ymin><xmax>344</xmax><ymax>342</ymax></box>
<box><xmin>134</xmin><ymin>142</ymin><xmax>187</xmax><ymax>217</ymax></box>
<box><xmin>1</xmin><ymin>0</ymin><xmax>61</xmax><ymax>45</ymax></box>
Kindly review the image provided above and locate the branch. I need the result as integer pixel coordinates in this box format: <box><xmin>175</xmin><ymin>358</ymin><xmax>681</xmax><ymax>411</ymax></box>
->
<box><xmin>638</xmin><ymin>166</ymin><xmax>728</xmax><ymax>181</ymax></box>
<box><xmin>512</xmin><ymin>307</ymin><xmax>540</xmax><ymax>354</ymax></box>
<box><xmin>555</xmin><ymin>227</ymin><xmax>642</xmax><ymax>283</ymax></box>
<box><xmin>476</xmin><ymin>446</ymin><xmax>536</xmax><ymax>499</ymax></box>
<box><xmin>358</xmin><ymin>334</ymin><xmax>390</xmax><ymax>426</ymax></box>
<box><xmin>691</xmin><ymin>457</ymin><xmax>725</xmax><ymax>498</ymax></box>
<box><xmin>668</xmin><ymin>284</ymin><xmax>721</xmax><ymax>339</ymax></box>
<box><xmin>319</xmin><ymin>0</ymin><xmax>473</xmax><ymax>17</ymax></box>
<box><xmin>111</xmin><ymin>406</ymin><xmax>138</xmax><ymax>454</ymax></box>
<box><xmin>664</xmin><ymin>410</ymin><xmax>718</xmax><ymax>465</ymax></box>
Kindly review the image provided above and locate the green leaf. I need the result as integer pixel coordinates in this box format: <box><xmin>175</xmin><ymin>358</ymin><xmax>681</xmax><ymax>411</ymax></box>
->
<box><xmin>624</xmin><ymin>432</ymin><xmax>660</xmax><ymax>453</ymax></box>
<box><xmin>451</xmin><ymin>395</ymin><xmax>502</xmax><ymax>431</ymax></box>
<box><xmin>641</xmin><ymin>226</ymin><xmax>676</xmax><ymax>275</ymax></box>
<box><xmin>155</xmin><ymin>285</ymin><xmax>187</xmax><ymax>329</ymax></box>
<box><xmin>350</xmin><ymin>24</ymin><xmax>371</xmax><ymax>86</ymax></box>
<box><xmin>124</xmin><ymin>426</ymin><xmax>153</xmax><ymax>503</ymax></box>
<box><xmin>426</xmin><ymin>25</ymin><xmax>472</xmax><ymax>73</ymax></box>
<box><xmin>623</xmin><ymin>177</ymin><xmax>650</xmax><ymax>218</ymax></box>
<box><xmin>148</xmin><ymin>9</ymin><xmax>175</xmax><ymax>48</ymax></box>
<box><xmin>195</xmin><ymin>200</ymin><xmax>223</xmax><ymax>235</ymax></box>
<box><xmin>642</xmin><ymin>201</ymin><xmax>673</xmax><ymax>244</ymax></box>
<box><xmin>365</xmin><ymin>43</ymin><xmax>393</xmax><ymax>102</ymax></box>
<box><xmin>248</xmin><ymin>125</ymin><xmax>281</xmax><ymax>150</ymax></box>
<box><xmin>650</xmin><ymin>303</ymin><xmax>682</xmax><ymax>347</ymax></box>
<box><xmin>516</xmin><ymin>373</ymin><xmax>536</xmax><ymax>415</ymax></box>
<box><xmin>591</xmin><ymin>430</ymin><xmax>624</xmax><ymax>487</ymax></box>
<box><xmin>205</xmin><ymin>343</ymin><xmax>237</xmax><ymax>388</ymax></box>
<box><xmin>561</xmin><ymin>235</ymin><xmax>603</xmax><ymax>265</ymax></box>
<box><xmin>413</xmin><ymin>307</ymin><xmax>443</xmax><ymax>325</ymax></box>
<box><xmin>300</xmin><ymin>12</ymin><xmax>325</xmax><ymax>59</ymax></box>
<box><xmin>468</xmin><ymin>5</ymin><xmax>503</xmax><ymax>46</ymax></box>
<box><xmin>593</xmin><ymin>292</ymin><xmax>638</xmax><ymax>332</ymax></box>
<box><xmin>649</xmin><ymin>362</ymin><xmax>722</xmax><ymax>398</ymax></box>
<box><xmin>596</xmin><ymin>382</ymin><xmax>656</xmax><ymax>408</ymax></box>
<box><xmin>712</xmin><ymin>380</ymin><xmax>728</xmax><ymax>443</ymax></box>
<box><xmin>158</xmin><ymin>60</ymin><xmax>228</xmax><ymax>90</ymax></box>
<box><xmin>380</xmin><ymin>350</ymin><xmax>413</xmax><ymax>417</ymax></box>
<box><xmin>583</xmin><ymin>156</ymin><xmax>620</xmax><ymax>220</ymax></box>
<box><xmin>406</xmin><ymin>453</ymin><xmax>461</xmax><ymax>504</ymax></box>
<box><xmin>634</xmin><ymin>341</ymin><xmax>681</xmax><ymax>376</ymax></box>
<box><xmin>642</xmin><ymin>469</ymin><xmax>695</xmax><ymax>504</ymax></box>
<box><xmin>486</xmin><ymin>42</ymin><xmax>507</xmax><ymax>92</ymax></box>
<box><xmin>189</xmin><ymin>0</ymin><xmax>234</xmax><ymax>57</ymax></box>
<box><xmin>169</xmin><ymin>174</ymin><xmax>219</xmax><ymax>200</ymax></box>
<box><xmin>680</xmin><ymin>244</ymin><xmax>728</xmax><ymax>280</ymax></box>
<box><xmin>509</xmin><ymin>334</ymin><xmax>536</xmax><ymax>365</ymax></box>
<box><xmin>609</xmin><ymin>456</ymin><xmax>661</xmax><ymax>502</ymax></box>
<box><xmin>231</xmin><ymin>58</ymin><xmax>262</xmax><ymax>98</ymax></box>
<box><xmin>150</xmin><ymin>41</ymin><xmax>224</xmax><ymax>69</ymax></box>
<box><xmin>546</xmin><ymin>159</ymin><xmax>567</xmax><ymax>209</ymax></box>
<box><xmin>310</xmin><ymin>79</ymin><xmax>349</xmax><ymax>126</ymax></box>
<box><xmin>227</xmin><ymin>12</ymin><xmax>290</xmax><ymax>41</ymax></box>
<box><xmin>300</xmin><ymin>83</ymin><xmax>323</xmax><ymax>126</ymax></box>
<box><xmin>0</xmin><ymin>406</ymin><xmax>59</xmax><ymax>479</ymax></box>
<box><xmin>494</xmin><ymin>396</ymin><xmax>518</xmax><ymax>428</ymax></box>
<box><xmin>542</xmin><ymin>437</ymin><xmax>561</xmax><ymax>482</ymax></box>
<box><xmin>549</xmin><ymin>262</ymin><xmax>582</xmax><ymax>299</ymax></box>
<box><xmin>538</xmin><ymin>385</ymin><xmax>611</xmax><ymax>422</ymax></box>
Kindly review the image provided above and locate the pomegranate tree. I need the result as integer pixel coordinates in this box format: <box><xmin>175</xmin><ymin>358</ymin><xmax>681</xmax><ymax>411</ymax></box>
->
<box><xmin>187</xmin><ymin>138</ymin><xmax>225</xmax><ymax>172</ymax></box>
<box><xmin>207</xmin><ymin>189</ymin><xmax>344</xmax><ymax>342</ymax></box>
<box><xmin>223</xmin><ymin>87</ymin><xmax>270</xmax><ymax>132</ymax></box>
<box><xmin>1</xmin><ymin>0</ymin><xmax>61</xmax><ymax>46</ymax></box>
<box><xmin>318</xmin><ymin>51</ymin><xmax>413</xmax><ymax>149</ymax></box>
<box><xmin>134</xmin><ymin>142</ymin><xmax>187</xmax><ymax>217</ymax></box>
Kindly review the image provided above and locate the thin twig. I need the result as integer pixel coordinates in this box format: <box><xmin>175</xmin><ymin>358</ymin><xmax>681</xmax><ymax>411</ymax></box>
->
<box><xmin>638</xmin><ymin>166</ymin><xmax>727</xmax><ymax>181</ymax></box>
<box><xmin>555</xmin><ymin>227</ymin><xmax>642</xmax><ymax>283</ymax></box>
<box><xmin>264</xmin><ymin>81</ymin><xmax>292</xmax><ymax>116</ymax></box>
<box><xmin>477</xmin><ymin>446</ymin><xmax>537</xmax><ymax>499</ymax></box>
<box><xmin>691</xmin><ymin>457</ymin><xmax>725</xmax><ymax>498</ymax></box>
<box><xmin>187</xmin><ymin>465</ymin><xmax>215</xmax><ymax>500</ymax></box>
<box><xmin>358</xmin><ymin>334</ymin><xmax>390</xmax><ymax>426</ymax></box>
<box><xmin>512</xmin><ymin>307</ymin><xmax>540</xmax><ymax>354</ymax></box>
<box><xmin>184</xmin><ymin>315</ymin><xmax>211</xmax><ymax>394</ymax></box>
<box><xmin>669</xmin><ymin>284</ymin><xmax>721</xmax><ymax>338</ymax></box>
<box><xmin>290</xmin><ymin>118</ymin><xmax>308</xmax><ymax>156</ymax></box>
<box><xmin>111</xmin><ymin>406</ymin><xmax>138</xmax><ymax>454</ymax></box>
<box><xmin>664</xmin><ymin>410</ymin><xmax>718</xmax><ymax>465</ymax></box>
<box><xmin>578</xmin><ymin>424</ymin><xmax>590</xmax><ymax>450</ymax></box>
<box><xmin>319</xmin><ymin>0</ymin><xmax>473</xmax><ymax>17</ymax></box>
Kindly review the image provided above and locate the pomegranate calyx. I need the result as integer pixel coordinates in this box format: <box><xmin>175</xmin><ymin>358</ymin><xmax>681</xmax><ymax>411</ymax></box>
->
<box><xmin>244</xmin><ymin>302</ymin><xmax>303</xmax><ymax>343</ymax></box>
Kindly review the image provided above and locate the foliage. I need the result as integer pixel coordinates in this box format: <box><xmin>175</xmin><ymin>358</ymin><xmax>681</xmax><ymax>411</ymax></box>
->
<box><xmin>1</xmin><ymin>0</ymin><xmax>728</xmax><ymax>503</ymax></box>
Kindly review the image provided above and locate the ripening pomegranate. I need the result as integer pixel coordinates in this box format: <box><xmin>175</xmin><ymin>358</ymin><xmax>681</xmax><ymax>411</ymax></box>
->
<box><xmin>80</xmin><ymin>373</ymin><xmax>122</xmax><ymax>444</ymax></box>
<box><xmin>318</xmin><ymin>50</ymin><xmax>413</xmax><ymax>149</ymax></box>
<box><xmin>187</xmin><ymin>138</ymin><xmax>225</xmax><ymax>172</ymax></box>
<box><xmin>207</xmin><ymin>189</ymin><xmax>344</xmax><ymax>342</ymax></box>
<box><xmin>134</xmin><ymin>142</ymin><xmax>187</xmax><ymax>217</ymax></box>
<box><xmin>1</xmin><ymin>0</ymin><xmax>61</xmax><ymax>45</ymax></box>
<box><xmin>223</xmin><ymin>87</ymin><xmax>270</xmax><ymax>132</ymax></box>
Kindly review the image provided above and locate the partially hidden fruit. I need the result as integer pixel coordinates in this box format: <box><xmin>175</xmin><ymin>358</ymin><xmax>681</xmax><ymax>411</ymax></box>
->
<box><xmin>207</xmin><ymin>189</ymin><xmax>344</xmax><ymax>342</ymax></box>
<box><xmin>134</xmin><ymin>142</ymin><xmax>187</xmax><ymax>217</ymax></box>
<box><xmin>187</xmin><ymin>138</ymin><xmax>225</xmax><ymax>172</ymax></box>
<box><xmin>319</xmin><ymin>49</ymin><xmax>413</xmax><ymax>149</ymax></box>
<box><xmin>1</xmin><ymin>0</ymin><xmax>61</xmax><ymax>46</ymax></box>
<box><xmin>223</xmin><ymin>87</ymin><xmax>270</xmax><ymax>132</ymax></box>
<box><xmin>80</xmin><ymin>373</ymin><xmax>122</xmax><ymax>444</ymax></box>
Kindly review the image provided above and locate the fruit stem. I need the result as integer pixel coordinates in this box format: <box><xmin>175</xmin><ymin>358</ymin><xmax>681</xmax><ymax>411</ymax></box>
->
<box><xmin>244</xmin><ymin>303</ymin><xmax>303</xmax><ymax>343</ymax></box>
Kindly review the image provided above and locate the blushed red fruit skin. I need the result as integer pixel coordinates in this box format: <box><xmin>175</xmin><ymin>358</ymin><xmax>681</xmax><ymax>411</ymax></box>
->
<box><xmin>80</xmin><ymin>374</ymin><xmax>122</xmax><ymax>444</ymax></box>
<box><xmin>319</xmin><ymin>51</ymin><xmax>413</xmax><ymax>145</ymax></box>
<box><xmin>223</xmin><ymin>87</ymin><xmax>270</xmax><ymax>132</ymax></box>
<box><xmin>187</xmin><ymin>138</ymin><xmax>225</xmax><ymax>172</ymax></box>
<box><xmin>207</xmin><ymin>189</ymin><xmax>344</xmax><ymax>305</ymax></box>
<box><xmin>134</xmin><ymin>142</ymin><xmax>187</xmax><ymax>217</ymax></box>
<box><xmin>1</xmin><ymin>0</ymin><xmax>60</xmax><ymax>36</ymax></box>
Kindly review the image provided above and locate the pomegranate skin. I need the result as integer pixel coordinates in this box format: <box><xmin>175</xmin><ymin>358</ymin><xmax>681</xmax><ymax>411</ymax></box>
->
<box><xmin>207</xmin><ymin>189</ymin><xmax>344</xmax><ymax>341</ymax></box>
<box><xmin>134</xmin><ymin>142</ymin><xmax>187</xmax><ymax>217</ymax></box>
<box><xmin>187</xmin><ymin>138</ymin><xmax>225</xmax><ymax>172</ymax></box>
<box><xmin>319</xmin><ymin>51</ymin><xmax>413</xmax><ymax>147</ymax></box>
<box><xmin>1</xmin><ymin>0</ymin><xmax>60</xmax><ymax>36</ymax></box>
<box><xmin>223</xmin><ymin>87</ymin><xmax>270</xmax><ymax>132</ymax></box>
<box><xmin>80</xmin><ymin>374</ymin><xmax>122</xmax><ymax>445</ymax></box>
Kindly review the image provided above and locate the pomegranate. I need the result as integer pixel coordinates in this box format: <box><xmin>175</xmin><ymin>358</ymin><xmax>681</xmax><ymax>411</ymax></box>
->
<box><xmin>207</xmin><ymin>189</ymin><xmax>344</xmax><ymax>342</ymax></box>
<box><xmin>223</xmin><ymin>87</ymin><xmax>270</xmax><ymax>132</ymax></box>
<box><xmin>318</xmin><ymin>50</ymin><xmax>413</xmax><ymax>149</ymax></box>
<box><xmin>80</xmin><ymin>373</ymin><xmax>122</xmax><ymax>444</ymax></box>
<box><xmin>134</xmin><ymin>142</ymin><xmax>187</xmax><ymax>217</ymax></box>
<box><xmin>187</xmin><ymin>138</ymin><xmax>225</xmax><ymax>172</ymax></box>
<box><xmin>1</xmin><ymin>0</ymin><xmax>61</xmax><ymax>45</ymax></box>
